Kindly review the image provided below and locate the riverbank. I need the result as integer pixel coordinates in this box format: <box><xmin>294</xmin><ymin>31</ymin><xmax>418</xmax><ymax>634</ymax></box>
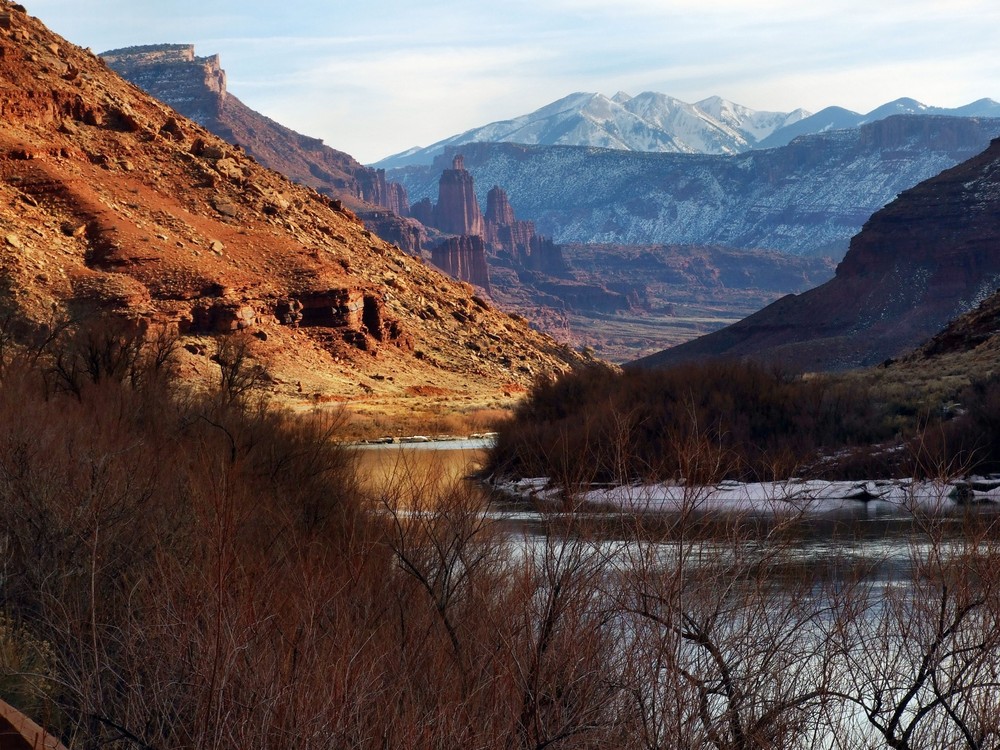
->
<box><xmin>492</xmin><ymin>474</ymin><xmax>1000</xmax><ymax>517</ymax></box>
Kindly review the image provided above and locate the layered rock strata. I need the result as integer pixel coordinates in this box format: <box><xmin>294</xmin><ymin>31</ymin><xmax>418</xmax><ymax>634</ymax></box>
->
<box><xmin>430</xmin><ymin>236</ymin><xmax>492</xmax><ymax>293</ymax></box>
<box><xmin>634</xmin><ymin>137</ymin><xmax>1000</xmax><ymax>371</ymax></box>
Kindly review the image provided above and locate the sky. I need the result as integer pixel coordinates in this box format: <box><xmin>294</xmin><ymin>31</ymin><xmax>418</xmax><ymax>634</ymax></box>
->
<box><xmin>24</xmin><ymin>0</ymin><xmax>1000</xmax><ymax>164</ymax></box>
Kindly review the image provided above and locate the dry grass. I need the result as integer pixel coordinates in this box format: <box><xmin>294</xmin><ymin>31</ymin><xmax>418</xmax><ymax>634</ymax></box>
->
<box><xmin>337</xmin><ymin>404</ymin><xmax>511</xmax><ymax>442</ymax></box>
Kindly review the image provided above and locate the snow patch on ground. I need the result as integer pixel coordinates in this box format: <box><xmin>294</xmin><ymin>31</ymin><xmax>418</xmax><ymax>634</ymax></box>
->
<box><xmin>494</xmin><ymin>476</ymin><xmax>1000</xmax><ymax>517</ymax></box>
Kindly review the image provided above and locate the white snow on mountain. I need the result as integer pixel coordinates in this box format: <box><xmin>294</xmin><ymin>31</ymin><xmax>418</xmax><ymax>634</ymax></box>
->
<box><xmin>374</xmin><ymin>93</ymin><xmax>1000</xmax><ymax>169</ymax></box>
<box><xmin>374</xmin><ymin>91</ymin><xmax>809</xmax><ymax>168</ymax></box>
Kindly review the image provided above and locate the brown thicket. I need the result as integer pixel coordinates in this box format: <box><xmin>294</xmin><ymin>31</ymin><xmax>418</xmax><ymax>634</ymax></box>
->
<box><xmin>2</xmin><ymin>328</ymin><xmax>1000</xmax><ymax>749</ymax></box>
<box><xmin>486</xmin><ymin>361</ymin><xmax>1000</xmax><ymax>484</ymax></box>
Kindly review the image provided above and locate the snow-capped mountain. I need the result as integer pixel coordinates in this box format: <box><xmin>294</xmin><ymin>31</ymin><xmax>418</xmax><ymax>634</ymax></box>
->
<box><xmin>759</xmin><ymin>97</ymin><xmax>1000</xmax><ymax>148</ymax></box>
<box><xmin>389</xmin><ymin>115</ymin><xmax>1000</xmax><ymax>257</ymax></box>
<box><xmin>374</xmin><ymin>92</ymin><xmax>809</xmax><ymax>168</ymax></box>
<box><xmin>375</xmin><ymin>93</ymin><xmax>1000</xmax><ymax>168</ymax></box>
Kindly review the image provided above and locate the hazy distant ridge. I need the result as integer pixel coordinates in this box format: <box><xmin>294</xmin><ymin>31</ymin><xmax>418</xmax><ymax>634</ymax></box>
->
<box><xmin>375</xmin><ymin>93</ymin><xmax>1000</xmax><ymax>168</ymax></box>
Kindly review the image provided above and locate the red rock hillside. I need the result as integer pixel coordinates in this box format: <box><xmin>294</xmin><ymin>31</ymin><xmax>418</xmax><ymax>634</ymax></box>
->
<box><xmin>99</xmin><ymin>44</ymin><xmax>424</xmax><ymax>254</ymax></box>
<box><xmin>634</xmin><ymin>136</ymin><xmax>1000</xmax><ymax>372</ymax></box>
<box><xmin>0</xmin><ymin>3</ymin><xmax>583</xmax><ymax>418</ymax></box>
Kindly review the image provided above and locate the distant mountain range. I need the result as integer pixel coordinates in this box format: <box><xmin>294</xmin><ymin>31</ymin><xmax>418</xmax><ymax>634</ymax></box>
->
<box><xmin>389</xmin><ymin>116</ymin><xmax>1000</xmax><ymax>257</ymax></box>
<box><xmin>375</xmin><ymin>93</ymin><xmax>1000</xmax><ymax>168</ymax></box>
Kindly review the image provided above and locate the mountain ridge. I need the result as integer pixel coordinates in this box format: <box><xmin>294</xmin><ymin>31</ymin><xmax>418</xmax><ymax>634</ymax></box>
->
<box><xmin>100</xmin><ymin>44</ymin><xmax>424</xmax><ymax>253</ymax></box>
<box><xmin>631</xmin><ymin>135</ymin><xmax>1000</xmax><ymax>371</ymax></box>
<box><xmin>390</xmin><ymin>115</ymin><xmax>1000</xmax><ymax>257</ymax></box>
<box><xmin>376</xmin><ymin>91</ymin><xmax>1000</xmax><ymax>168</ymax></box>
<box><xmin>0</xmin><ymin>5</ymin><xmax>582</xmax><ymax>419</ymax></box>
<box><xmin>374</xmin><ymin>91</ymin><xmax>810</xmax><ymax>168</ymax></box>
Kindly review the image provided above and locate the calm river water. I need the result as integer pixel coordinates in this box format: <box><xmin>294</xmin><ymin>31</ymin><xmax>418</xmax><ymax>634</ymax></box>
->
<box><xmin>350</xmin><ymin>438</ymin><xmax>990</xmax><ymax>583</ymax></box>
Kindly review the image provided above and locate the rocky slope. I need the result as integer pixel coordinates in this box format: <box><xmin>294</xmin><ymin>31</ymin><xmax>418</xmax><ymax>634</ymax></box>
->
<box><xmin>632</xmin><ymin>136</ymin><xmax>1000</xmax><ymax>372</ymax></box>
<box><xmin>0</xmin><ymin>4</ymin><xmax>582</xmax><ymax>418</ymax></box>
<box><xmin>100</xmin><ymin>44</ymin><xmax>424</xmax><ymax>253</ymax></box>
<box><xmin>391</xmin><ymin>116</ymin><xmax>1000</xmax><ymax>257</ymax></box>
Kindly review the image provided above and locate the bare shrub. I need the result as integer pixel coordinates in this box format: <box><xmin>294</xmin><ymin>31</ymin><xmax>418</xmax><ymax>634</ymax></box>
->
<box><xmin>487</xmin><ymin>361</ymin><xmax>899</xmax><ymax>485</ymax></box>
<box><xmin>211</xmin><ymin>332</ymin><xmax>269</xmax><ymax>406</ymax></box>
<box><xmin>825</xmin><ymin>520</ymin><xmax>1000</xmax><ymax>748</ymax></box>
<box><xmin>47</xmin><ymin>316</ymin><xmax>178</xmax><ymax>398</ymax></box>
<box><xmin>8</xmin><ymin>328</ymin><xmax>1000</xmax><ymax>750</ymax></box>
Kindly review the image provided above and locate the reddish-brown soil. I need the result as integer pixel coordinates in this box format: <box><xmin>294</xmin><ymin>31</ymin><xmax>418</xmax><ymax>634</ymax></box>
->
<box><xmin>0</xmin><ymin>3</ymin><xmax>584</xmax><ymax>427</ymax></box>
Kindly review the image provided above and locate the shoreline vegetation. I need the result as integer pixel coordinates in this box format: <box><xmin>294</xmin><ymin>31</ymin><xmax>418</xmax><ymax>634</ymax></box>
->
<box><xmin>485</xmin><ymin>360</ymin><xmax>1000</xmax><ymax>486</ymax></box>
<box><xmin>4</xmin><ymin>325</ymin><xmax>1000</xmax><ymax>747</ymax></box>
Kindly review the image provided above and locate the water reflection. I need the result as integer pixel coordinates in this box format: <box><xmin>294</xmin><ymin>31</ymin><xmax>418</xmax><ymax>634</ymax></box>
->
<box><xmin>358</xmin><ymin>438</ymin><xmax>999</xmax><ymax>585</ymax></box>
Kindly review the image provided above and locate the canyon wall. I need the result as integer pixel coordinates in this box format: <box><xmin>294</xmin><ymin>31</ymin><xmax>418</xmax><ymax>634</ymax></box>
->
<box><xmin>102</xmin><ymin>45</ymin><xmax>420</xmax><ymax>252</ymax></box>
<box><xmin>635</xmin><ymin>136</ymin><xmax>1000</xmax><ymax>371</ymax></box>
<box><xmin>430</xmin><ymin>235</ymin><xmax>492</xmax><ymax>292</ymax></box>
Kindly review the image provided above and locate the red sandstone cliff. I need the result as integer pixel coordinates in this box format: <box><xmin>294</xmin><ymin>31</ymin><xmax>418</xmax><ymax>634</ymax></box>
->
<box><xmin>430</xmin><ymin>236</ymin><xmax>492</xmax><ymax>292</ymax></box>
<box><xmin>432</xmin><ymin>155</ymin><xmax>485</xmax><ymax>236</ymax></box>
<box><xmin>101</xmin><ymin>45</ymin><xmax>423</xmax><ymax>253</ymax></box>
<box><xmin>634</xmin><ymin>136</ymin><xmax>1000</xmax><ymax>371</ymax></box>
<box><xmin>484</xmin><ymin>184</ymin><xmax>534</xmax><ymax>260</ymax></box>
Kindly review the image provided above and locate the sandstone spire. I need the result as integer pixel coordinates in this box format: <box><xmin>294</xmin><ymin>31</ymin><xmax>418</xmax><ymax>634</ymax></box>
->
<box><xmin>432</xmin><ymin>155</ymin><xmax>485</xmax><ymax>236</ymax></box>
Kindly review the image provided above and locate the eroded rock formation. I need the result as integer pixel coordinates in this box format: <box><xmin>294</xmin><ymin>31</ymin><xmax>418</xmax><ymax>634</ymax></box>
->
<box><xmin>526</xmin><ymin>235</ymin><xmax>568</xmax><ymax>276</ymax></box>
<box><xmin>432</xmin><ymin>155</ymin><xmax>485</xmax><ymax>236</ymax></box>
<box><xmin>356</xmin><ymin>209</ymin><xmax>424</xmax><ymax>254</ymax></box>
<box><xmin>431</xmin><ymin>235</ymin><xmax>491</xmax><ymax>292</ymax></box>
<box><xmin>484</xmin><ymin>185</ymin><xmax>535</xmax><ymax>258</ymax></box>
<box><xmin>634</xmin><ymin>136</ymin><xmax>1000</xmax><ymax>371</ymax></box>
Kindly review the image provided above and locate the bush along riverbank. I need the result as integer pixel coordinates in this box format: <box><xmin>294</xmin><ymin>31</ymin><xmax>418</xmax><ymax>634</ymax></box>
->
<box><xmin>5</xmin><ymin>326</ymin><xmax>1000</xmax><ymax>747</ymax></box>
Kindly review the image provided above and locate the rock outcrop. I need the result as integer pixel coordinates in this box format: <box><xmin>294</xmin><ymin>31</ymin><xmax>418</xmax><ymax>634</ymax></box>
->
<box><xmin>633</xmin><ymin>137</ymin><xmax>1000</xmax><ymax>371</ymax></box>
<box><xmin>484</xmin><ymin>184</ymin><xmax>517</xmax><ymax>226</ymax></box>
<box><xmin>101</xmin><ymin>44</ymin><xmax>226</xmax><ymax>123</ymax></box>
<box><xmin>484</xmin><ymin>185</ymin><xmax>533</xmax><ymax>254</ymax></box>
<box><xmin>355</xmin><ymin>209</ymin><xmax>424</xmax><ymax>255</ymax></box>
<box><xmin>386</xmin><ymin>181</ymin><xmax>409</xmax><ymax>216</ymax></box>
<box><xmin>432</xmin><ymin>155</ymin><xmax>485</xmax><ymax>236</ymax></box>
<box><xmin>408</xmin><ymin>197</ymin><xmax>433</xmax><ymax>227</ymax></box>
<box><xmin>430</xmin><ymin>236</ymin><xmax>491</xmax><ymax>293</ymax></box>
<box><xmin>525</xmin><ymin>235</ymin><xmax>569</xmax><ymax>276</ymax></box>
<box><xmin>482</xmin><ymin>185</ymin><xmax>569</xmax><ymax>274</ymax></box>
<box><xmin>101</xmin><ymin>45</ymin><xmax>420</xmax><ymax>250</ymax></box>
